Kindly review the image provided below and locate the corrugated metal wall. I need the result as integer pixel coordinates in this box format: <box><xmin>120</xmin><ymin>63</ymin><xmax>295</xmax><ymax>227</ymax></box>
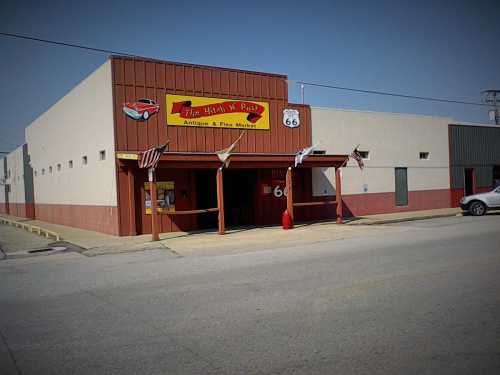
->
<box><xmin>449</xmin><ymin>125</ymin><xmax>500</xmax><ymax>188</ymax></box>
<box><xmin>111</xmin><ymin>56</ymin><xmax>311</xmax><ymax>154</ymax></box>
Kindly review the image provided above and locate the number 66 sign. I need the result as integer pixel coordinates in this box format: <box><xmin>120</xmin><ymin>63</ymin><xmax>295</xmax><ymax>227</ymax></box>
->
<box><xmin>273</xmin><ymin>185</ymin><xmax>288</xmax><ymax>198</ymax></box>
<box><xmin>283</xmin><ymin>109</ymin><xmax>300</xmax><ymax>128</ymax></box>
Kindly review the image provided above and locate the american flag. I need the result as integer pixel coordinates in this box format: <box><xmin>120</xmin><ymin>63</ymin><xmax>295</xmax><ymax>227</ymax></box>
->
<box><xmin>138</xmin><ymin>143</ymin><xmax>168</xmax><ymax>169</ymax></box>
<box><xmin>350</xmin><ymin>147</ymin><xmax>364</xmax><ymax>170</ymax></box>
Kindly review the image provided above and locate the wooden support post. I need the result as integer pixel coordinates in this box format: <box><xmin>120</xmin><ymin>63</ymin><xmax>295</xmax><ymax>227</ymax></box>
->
<box><xmin>216</xmin><ymin>167</ymin><xmax>225</xmax><ymax>235</ymax></box>
<box><xmin>335</xmin><ymin>167</ymin><xmax>343</xmax><ymax>224</ymax></box>
<box><xmin>286</xmin><ymin>167</ymin><xmax>294</xmax><ymax>223</ymax></box>
<box><xmin>149</xmin><ymin>168</ymin><xmax>160</xmax><ymax>241</ymax></box>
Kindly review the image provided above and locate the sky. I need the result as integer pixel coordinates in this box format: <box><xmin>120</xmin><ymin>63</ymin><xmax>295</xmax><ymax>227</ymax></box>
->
<box><xmin>1</xmin><ymin>0</ymin><xmax>499</xmax><ymax>153</ymax></box>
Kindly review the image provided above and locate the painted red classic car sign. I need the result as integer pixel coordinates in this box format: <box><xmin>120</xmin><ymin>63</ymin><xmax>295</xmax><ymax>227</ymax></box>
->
<box><xmin>123</xmin><ymin>99</ymin><xmax>160</xmax><ymax>121</ymax></box>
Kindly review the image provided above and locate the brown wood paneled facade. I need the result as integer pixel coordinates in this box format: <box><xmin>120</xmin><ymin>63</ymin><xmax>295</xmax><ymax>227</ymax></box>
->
<box><xmin>111</xmin><ymin>56</ymin><xmax>322</xmax><ymax>235</ymax></box>
<box><xmin>111</xmin><ymin>56</ymin><xmax>311</xmax><ymax>154</ymax></box>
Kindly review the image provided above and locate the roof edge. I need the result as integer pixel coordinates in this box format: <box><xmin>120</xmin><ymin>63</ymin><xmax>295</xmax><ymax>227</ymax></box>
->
<box><xmin>109</xmin><ymin>55</ymin><xmax>288</xmax><ymax>79</ymax></box>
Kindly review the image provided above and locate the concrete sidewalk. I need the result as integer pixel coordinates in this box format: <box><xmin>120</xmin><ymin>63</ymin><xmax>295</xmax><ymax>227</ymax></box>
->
<box><xmin>347</xmin><ymin>207</ymin><xmax>462</xmax><ymax>225</ymax></box>
<box><xmin>0</xmin><ymin>225</ymin><xmax>54</xmax><ymax>259</ymax></box>
<box><xmin>0</xmin><ymin>215</ymin><xmax>174</xmax><ymax>257</ymax></box>
<box><xmin>0</xmin><ymin>207</ymin><xmax>462</xmax><ymax>257</ymax></box>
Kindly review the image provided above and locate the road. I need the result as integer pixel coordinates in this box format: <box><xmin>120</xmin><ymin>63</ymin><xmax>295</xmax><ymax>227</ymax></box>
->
<box><xmin>1</xmin><ymin>215</ymin><xmax>499</xmax><ymax>374</ymax></box>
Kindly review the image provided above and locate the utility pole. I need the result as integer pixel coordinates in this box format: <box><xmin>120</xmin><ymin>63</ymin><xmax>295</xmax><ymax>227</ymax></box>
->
<box><xmin>482</xmin><ymin>90</ymin><xmax>500</xmax><ymax>125</ymax></box>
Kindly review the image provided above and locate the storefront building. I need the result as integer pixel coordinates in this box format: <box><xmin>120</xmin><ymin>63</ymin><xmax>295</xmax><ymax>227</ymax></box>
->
<box><xmin>7</xmin><ymin>55</ymin><xmax>498</xmax><ymax>236</ymax></box>
<box><xmin>24</xmin><ymin>56</ymin><xmax>348</xmax><ymax>235</ymax></box>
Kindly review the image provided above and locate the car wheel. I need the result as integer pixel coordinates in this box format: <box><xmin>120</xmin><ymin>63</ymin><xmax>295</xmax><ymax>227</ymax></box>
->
<box><xmin>143</xmin><ymin>111</ymin><xmax>149</xmax><ymax>120</ymax></box>
<box><xmin>469</xmin><ymin>201</ymin><xmax>486</xmax><ymax>216</ymax></box>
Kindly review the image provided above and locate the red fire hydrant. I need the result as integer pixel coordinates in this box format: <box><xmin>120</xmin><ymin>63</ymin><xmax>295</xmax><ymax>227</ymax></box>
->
<box><xmin>282</xmin><ymin>209</ymin><xmax>293</xmax><ymax>230</ymax></box>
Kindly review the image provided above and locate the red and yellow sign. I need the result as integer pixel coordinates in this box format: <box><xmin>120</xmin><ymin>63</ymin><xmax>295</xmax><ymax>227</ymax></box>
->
<box><xmin>166</xmin><ymin>94</ymin><xmax>270</xmax><ymax>130</ymax></box>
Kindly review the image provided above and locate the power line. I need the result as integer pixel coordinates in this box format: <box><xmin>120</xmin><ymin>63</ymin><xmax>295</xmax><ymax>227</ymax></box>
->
<box><xmin>0</xmin><ymin>31</ymin><xmax>137</xmax><ymax>57</ymax></box>
<box><xmin>296</xmin><ymin>81</ymin><xmax>489</xmax><ymax>107</ymax></box>
<box><xmin>0</xmin><ymin>31</ymin><xmax>490</xmax><ymax>108</ymax></box>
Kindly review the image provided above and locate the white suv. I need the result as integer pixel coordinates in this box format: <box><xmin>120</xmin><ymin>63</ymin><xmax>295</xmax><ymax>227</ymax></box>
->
<box><xmin>460</xmin><ymin>186</ymin><xmax>500</xmax><ymax>216</ymax></box>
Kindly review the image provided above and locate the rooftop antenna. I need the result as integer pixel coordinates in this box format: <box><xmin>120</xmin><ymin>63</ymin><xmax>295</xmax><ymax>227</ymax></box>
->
<box><xmin>482</xmin><ymin>89</ymin><xmax>500</xmax><ymax>125</ymax></box>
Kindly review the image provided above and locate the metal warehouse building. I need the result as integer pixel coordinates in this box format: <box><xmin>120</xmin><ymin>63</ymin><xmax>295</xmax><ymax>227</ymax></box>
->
<box><xmin>449</xmin><ymin>123</ymin><xmax>500</xmax><ymax>206</ymax></box>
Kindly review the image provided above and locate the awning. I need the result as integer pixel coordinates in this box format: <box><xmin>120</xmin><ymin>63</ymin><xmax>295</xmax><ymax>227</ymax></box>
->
<box><xmin>117</xmin><ymin>152</ymin><xmax>348</xmax><ymax>169</ymax></box>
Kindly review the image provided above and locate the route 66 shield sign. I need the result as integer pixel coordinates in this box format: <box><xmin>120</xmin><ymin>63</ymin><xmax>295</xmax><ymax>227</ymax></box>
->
<box><xmin>283</xmin><ymin>109</ymin><xmax>300</xmax><ymax>128</ymax></box>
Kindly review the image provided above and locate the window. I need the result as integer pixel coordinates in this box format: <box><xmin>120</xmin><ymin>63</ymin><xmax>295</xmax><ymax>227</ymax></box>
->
<box><xmin>82</xmin><ymin>156</ymin><xmax>88</xmax><ymax>165</ymax></box>
<box><xmin>99</xmin><ymin>150</ymin><xmax>106</xmax><ymax>161</ymax></box>
<box><xmin>419</xmin><ymin>152</ymin><xmax>430</xmax><ymax>160</ymax></box>
<box><xmin>359</xmin><ymin>151</ymin><xmax>370</xmax><ymax>159</ymax></box>
<box><xmin>7</xmin><ymin>170</ymin><xmax>11</xmax><ymax>178</ymax></box>
<box><xmin>34</xmin><ymin>170</ymin><xmax>37</xmax><ymax>177</ymax></box>
<box><xmin>42</xmin><ymin>168</ymin><xmax>45</xmax><ymax>175</ymax></box>
<box><xmin>49</xmin><ymin>166</ymin><xmax>53</xmax><ymax>174</ymax></box>
<box><xmin>57</xmin><ymin>163</ymin><xmax>61</xmax><ymax>171</ymax></box>
<box><xmin>68</xmin><ymin>160</ymin><xmax>73</xmax><ymax>168</ymax></box>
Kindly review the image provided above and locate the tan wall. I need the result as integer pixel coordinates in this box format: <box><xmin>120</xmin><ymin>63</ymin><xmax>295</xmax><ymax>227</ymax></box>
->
<box><xmin>311</xmin><ymin>107</ymin><xmax>452</xmax><ymax>196</ymax></box>
<box><xmin>25</xmin><ymin>60</ymin><xmax>117</xmax><ymax>207</ymax></box>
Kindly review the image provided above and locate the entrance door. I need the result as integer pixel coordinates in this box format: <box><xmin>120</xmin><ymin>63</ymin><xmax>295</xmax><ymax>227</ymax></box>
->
<box><xmin>395</xmin><ymin>167</ymin><xmax>408</xmax><ymax>206</ymax></box>
<box><xmin>195</xmin><ymin>170</ymin><xmax>218</xmax><ymax>230</ymax></box>
<box><xmin>4</xmin><ymin>184</ymin><xmax>9</xmax><ymax>215</ymax></box>
<box><xmin>464</xmin><ymin>168</ymin><xmax>475</xmax><ymax>196</ymax></box>
<box><xmin>223</xmin><ymin>169</ymin><xmax>257</xmax><ymax>227</ymax></box>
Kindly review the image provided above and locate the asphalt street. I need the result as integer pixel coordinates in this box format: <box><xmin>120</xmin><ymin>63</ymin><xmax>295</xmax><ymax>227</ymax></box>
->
<box><xmin>1</xmin><ymin>215</ymin><xmax>499</xmax><ymax>374</ymax></box>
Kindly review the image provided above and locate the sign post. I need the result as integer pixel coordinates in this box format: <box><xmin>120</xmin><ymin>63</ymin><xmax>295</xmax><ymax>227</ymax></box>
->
<box><xmin>149</xmin><ymin>168</ymin><xmax>160</xmax><ymax>241</ymax></box>
<box><xmin>286</xmin><ymin>167</ymin><xmax>294</xmax><ymax>224</ymax></box>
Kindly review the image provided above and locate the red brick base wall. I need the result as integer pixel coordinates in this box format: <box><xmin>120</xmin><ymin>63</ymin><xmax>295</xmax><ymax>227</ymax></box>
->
<box><xmin>1</xmin><ymin>203</ymin><xmax>35</xmax><ymax>219</ymax></box>
<box><xmin>341</xmin><ymin>189</ymin><xmax>452</xmax><ymax>217</ymax></box>
<box><xmin>294</xmin><ymin>188</ymin><xmax>452</xmax><ymax>220</ymax></box>
<box><xmin>34</xmin><ymin>204</ymin><xmax>120</xmax><ymax>235</ymax></box>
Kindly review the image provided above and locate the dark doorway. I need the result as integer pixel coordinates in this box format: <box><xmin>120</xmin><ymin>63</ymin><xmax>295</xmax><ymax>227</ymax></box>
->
<box><xmin>195</xmin><ymin>169</ymin><xmax>218</xmax><ymax>229</ymax></box>
<box><xmin>464</xmin><ymin>168</ymin><xmax>475</xmax><ymax>196</ymax></box>
<box><xmin>223</xmin><ymin>169</ymin><xmax>257</xmax><ymax>227</ymax></box>
<box><xmin>493</xmin><ymin>165</ymin><xmax>500</xmax><ymax>188</ymax></box>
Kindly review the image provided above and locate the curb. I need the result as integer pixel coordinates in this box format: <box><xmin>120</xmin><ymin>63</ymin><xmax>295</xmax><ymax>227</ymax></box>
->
<box><xmin>347</xmin><ymin>212</ymin><xmax>462</xmax><ymax>226</ymax></box>
<box><xmin>0</xmin><ymin>217</ymin><xmax>62</xmax><ymax>241</ymax></box>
